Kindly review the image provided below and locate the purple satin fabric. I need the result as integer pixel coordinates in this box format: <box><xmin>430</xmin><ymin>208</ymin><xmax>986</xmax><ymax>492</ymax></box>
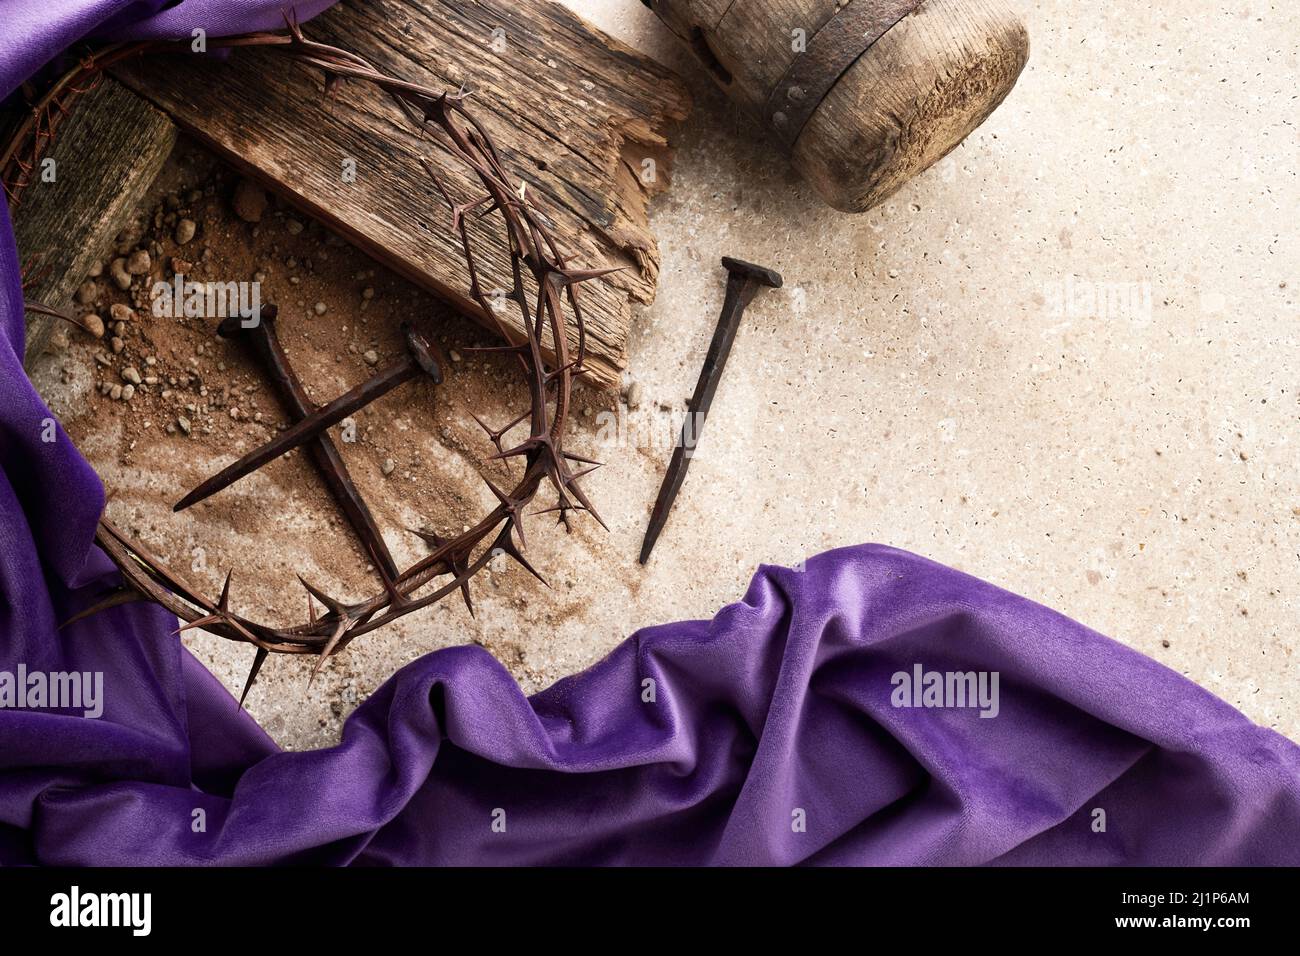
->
<box><xmin>2</xmin><ymin>1</ymin><xmax>1298</xmax><ymax>866</ymax></box>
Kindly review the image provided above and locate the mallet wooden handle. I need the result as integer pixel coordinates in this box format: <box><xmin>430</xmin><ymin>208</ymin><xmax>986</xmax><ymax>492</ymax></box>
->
<box><xmin>646</xmin><ymin>0</ymin><xmax>1029</xmax><ymax>212</ymax></box>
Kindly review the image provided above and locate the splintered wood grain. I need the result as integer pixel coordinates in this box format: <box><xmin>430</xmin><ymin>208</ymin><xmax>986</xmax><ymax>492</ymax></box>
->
<box><xmin>14</xmin><ymin>79</ymin><xmax>176</xmax><ymax>365</ymax></box>
<box><xmin>112</xmin><ymin>0</ymin><xmax>691</xmax><ymax>389</ymax></box>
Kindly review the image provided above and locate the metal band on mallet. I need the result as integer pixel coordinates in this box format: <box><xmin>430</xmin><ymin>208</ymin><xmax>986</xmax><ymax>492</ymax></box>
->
<box><xmin>765</xmin><ymin>0</ymin><xmax>924</xmax><ymax>151</ymax></box>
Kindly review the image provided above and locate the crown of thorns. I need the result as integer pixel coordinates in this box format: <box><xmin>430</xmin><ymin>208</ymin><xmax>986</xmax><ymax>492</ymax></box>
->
<box><xmin>5</xmin><ymin>13</ymin><xmax>608</xmax><ymax>705</ymax></box>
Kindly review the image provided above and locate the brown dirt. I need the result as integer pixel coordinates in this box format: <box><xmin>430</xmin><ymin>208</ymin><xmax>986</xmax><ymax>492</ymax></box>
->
<box><xmin>35</xmin><ymin>133</ymin><xmax>621</xmax><ymax>643</ymax></box>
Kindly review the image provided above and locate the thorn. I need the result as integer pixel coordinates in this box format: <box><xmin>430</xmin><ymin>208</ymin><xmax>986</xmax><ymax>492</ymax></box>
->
<box><xmin>543</xmin><ymin>360</ymin><xmax>581</xmax><ymax>383</ymax></box>
<box><xmin>297</xmin><ymin>575</ymin><xmax>346</xmax><ymax>615</ymax></box>
<box><xmin>548</xmin><ymin>266</ymin><xmax>625</xmax><ymax>288</ymax></box>
<box><xmin>309</xmin><ymin>615</ymin><xmax>352</xmax><ymax>685</ymax></box>
<box><xmin>483</xmin><ymin>477</ymin><xmax>528</xmax><ymax>549</ymax></box>
<box><xmin>470</xmin><ymin>409</ymin><xmax>528</xmax><ymax>455</ymax></box>
<box><xmin>492</xmin><ymin>527</ymin><xmax>550</xmax><ymax>588</ymax></box>
<box><xmin>561</xmin><ymin>473</ymin><xmax>609</xmax><ymax>531</ymax></box>
<box><xmin>59</xmin><ymin>586</ymin><xmax>147</xmax><ymax>629</ymax></box>
<box><xmin>421</xmin><ymin>91</ymin><xmax>449</xmax><ymax>124</ymax></box>
<box><xmin>486</xmin><ymin>438</ymin><xmax>539</xmax><ymax>462</ymax></box>
<box><xmin>172</xmin><ymin>571</ymin><xmax>263</xmax><ymax>646</ymax></box>
<box><xmin>238</xmin><ymin>647</ymin><xmax>269</xmax><ymax>709</ymax></box>
<box><xmin>409</xmin><ymin>528</ymin><xmax>474</xmax><ymax>616</ymax></box>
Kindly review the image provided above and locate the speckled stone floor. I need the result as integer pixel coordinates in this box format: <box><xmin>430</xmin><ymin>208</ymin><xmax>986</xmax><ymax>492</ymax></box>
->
<box><xmin>43</xmin><ymin>1</ymin><xmax>1298</xmax><ymax>748</ymax></box>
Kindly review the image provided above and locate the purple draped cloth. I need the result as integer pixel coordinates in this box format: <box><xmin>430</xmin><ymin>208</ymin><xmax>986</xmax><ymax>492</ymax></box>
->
<box><xmin>2</xmin><ymin>1</ymin><xmax>1298</xmax><ymax>866</ymax></box>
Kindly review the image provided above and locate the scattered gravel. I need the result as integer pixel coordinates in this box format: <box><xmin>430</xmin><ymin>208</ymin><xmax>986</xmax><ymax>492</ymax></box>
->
<box><xmin>175</xmin><ymin>218</ymin><xmax>197</xmax><ymax>245</ymax></box>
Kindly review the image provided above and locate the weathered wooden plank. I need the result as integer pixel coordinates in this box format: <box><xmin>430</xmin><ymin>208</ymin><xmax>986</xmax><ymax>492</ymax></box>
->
<box><xmin>13</xmin><ymin>78</ymin><xmax>176</xmax><ymax>365</ymax></box>
<box><xmin>112</xmin><ymin>0</ymin><xmax>691</xmax><ymax>389</ymax></box>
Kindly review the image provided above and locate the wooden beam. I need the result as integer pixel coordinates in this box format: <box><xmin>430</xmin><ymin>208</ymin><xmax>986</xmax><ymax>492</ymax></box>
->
<box><xmin>13</xmin><ymin>78</ymin><xmax>176</xmax><ymax>365</ymax></box>
<box><xmin>112</xmin><ymin>0</ymin><xmax>691</xmax><ymax>389</ymax></box>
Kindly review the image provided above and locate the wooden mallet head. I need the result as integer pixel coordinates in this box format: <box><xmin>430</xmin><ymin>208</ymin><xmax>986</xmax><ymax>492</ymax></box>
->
<box><xmin>645</xmin><ymin>0</ymin><xmax>1029</xmax><ymax>213</ymax></box>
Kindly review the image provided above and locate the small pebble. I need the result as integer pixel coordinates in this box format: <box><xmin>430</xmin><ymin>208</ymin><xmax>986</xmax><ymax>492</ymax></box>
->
<box><xmin>110</xmin><ymin>303</ymin><xmax>134</xmax><ymax>324</ymax></box>
<box><xmin>361</xmin><ymin>286</ymin><xmax>375</xmax><ymax>300</ymax></box>
<box><xmin>121</xmin><ymin>384</ymin><xmax>135</xmax><ymax>401</ymax></box>
<box><xmin>175</xmin><ymin>218</ymin><xmax>197</xmax><ymax>245</ymax></box>
<box><xmin>110</xmin><ymin>258</ymin><xmax>131</xmax><ymax>290</ymax></box>
<box><xmin>625</xmin><ymin>381</ymin><xmax>643</xmax><ymax>409</ymax></box>
<box><xmin>314</xmin><ymin>301</ymin><xmax>327</xmax><ymax>316</ymax></box>
<box><xmin>110</xmin><ymin>384</ymin><xmax>123</xmax><ymax>401</ymax></box>
<box><xmin>110</xmin><ymin>336</ymin><xmax>124</xmax><ymax>354</ymax></box>
<box><xmin>363</xmin><ymin>349</ymin><xmax>379</xmax><ymax>366</ymax></box>
<box><xmin>126</xmin><ymin>249</ymin><xmax>151</xmax><ymax>275</ymax></box>
<box><xmin>82</xmin><ymin>314</ymin><xmax>105</xmax><ymax>338</ymax></box>
<box><xmin>381</xmin><ymin>458</ymin><xmax>396</xmax><ymax>476</ymax></box>
<box><xmin>176</xmin><ymin>416</ymin><xmax>192</xmax><ymax>435</ymax></box>
<box><xmin>75</xmin><ymin>281</ymin><xmax>97</xmax><ymax>306</ymax></box>
<box><xmin>449</xmin><ymin>349</ymin><xmax>462</xmax><ymax>363</ymax></box>
<box><xmin>121</xmin><ymin>366</ymin><xmax>142</xmax><ymax>385</ymax></box>
<box><xmin>286</xmin><ymin>219</ymin><xmax>304</xmax><ymax>236</ymax></box>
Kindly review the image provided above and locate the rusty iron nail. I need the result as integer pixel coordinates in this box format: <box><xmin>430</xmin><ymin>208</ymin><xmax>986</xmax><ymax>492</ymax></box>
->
<box><xmin>217</xmin><ymin>307</ymin><xmax>401</xmax><ymax>583</ymax></box>
<box><xmin>174</xmin><ymin>322</ymin><xmax>442</xmax><ymax>512</ymax></box>
<box><xmin>639</xmin><ymin>256</ymin><xmax>782</xmax><ymax>564</ymax></box>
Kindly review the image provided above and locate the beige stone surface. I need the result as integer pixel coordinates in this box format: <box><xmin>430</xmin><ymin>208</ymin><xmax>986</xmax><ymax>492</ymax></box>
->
<box><xmin>211</xmin><ymin>0</ymin><xmax>1300</xmax><ymax>746</ymax></box>
<box><xmin>35</xmin><ymin>1</ymin><xmax>1298</xmax><ymax>748</ymax></box>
